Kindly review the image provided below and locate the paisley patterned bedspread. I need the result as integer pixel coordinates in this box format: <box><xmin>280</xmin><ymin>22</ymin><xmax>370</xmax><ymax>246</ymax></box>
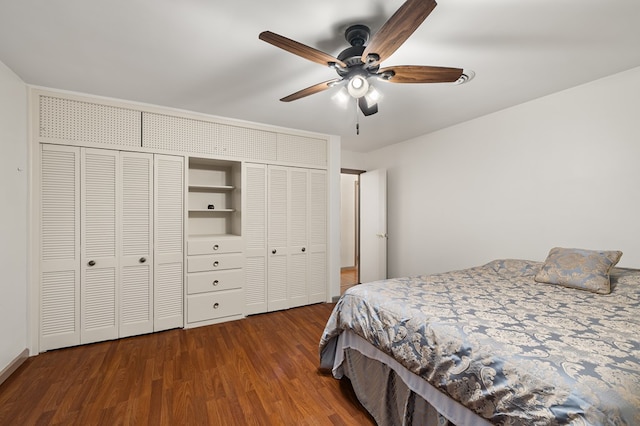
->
<box><xmin>319</xmin><ymin>259</ymin><xmax>640</xmax><ymax>425</ymax></box>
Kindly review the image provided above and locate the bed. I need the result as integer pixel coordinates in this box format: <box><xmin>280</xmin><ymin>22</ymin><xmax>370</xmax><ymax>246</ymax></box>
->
<box><xmin>319</xmin><ymin>250</ymin><xmax>640</xmax><ymax>425</ymax></box>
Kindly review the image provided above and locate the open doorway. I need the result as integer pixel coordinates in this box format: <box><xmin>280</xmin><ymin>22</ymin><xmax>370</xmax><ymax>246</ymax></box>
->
<box><xmin>340</xmin><ymin>169</ymin><xmax>363</xmax><ymax>293</ymax></box>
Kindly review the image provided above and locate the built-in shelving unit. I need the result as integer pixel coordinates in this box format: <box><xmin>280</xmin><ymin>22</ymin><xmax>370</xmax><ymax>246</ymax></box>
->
<box><xmin>187</xmin><ymin>157</ymin><xmax>241</xmax><ymax>238</ymax></box>
<box><xmin>186</xmin><ymin>156</ymin><xmax>244</xmax><ymax>327</ymax></box>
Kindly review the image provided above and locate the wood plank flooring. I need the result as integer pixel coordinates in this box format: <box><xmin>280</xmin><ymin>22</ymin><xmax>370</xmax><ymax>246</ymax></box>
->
<box><xmin>340</xmin><ymin>267</ymin><xmax>359</xmax><ymax>295</ymax></box>
<box><xmin>0</xmin><ymin>303</ymin><xmax>375</xmax><ymax>425</ymax></box>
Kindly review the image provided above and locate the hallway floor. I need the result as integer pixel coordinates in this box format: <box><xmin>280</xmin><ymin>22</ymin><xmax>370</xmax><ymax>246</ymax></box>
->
<box><xmin>340</xmin><ymin>267</ymin><xmax>358</xmax><ymax>294</ymax></box>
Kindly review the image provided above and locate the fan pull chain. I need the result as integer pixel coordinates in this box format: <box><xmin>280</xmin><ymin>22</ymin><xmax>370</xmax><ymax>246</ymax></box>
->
<box><xmin>355</xmin><ymin>99</ymin><xmax>360</xmax><ymax>135</ymax></box>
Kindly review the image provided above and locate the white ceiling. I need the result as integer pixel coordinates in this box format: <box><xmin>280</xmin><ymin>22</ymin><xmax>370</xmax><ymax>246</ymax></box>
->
<box><xmin>1</xmin><ymin>0</ymin><xmax>639</xmax><ymax>153</ymax></box>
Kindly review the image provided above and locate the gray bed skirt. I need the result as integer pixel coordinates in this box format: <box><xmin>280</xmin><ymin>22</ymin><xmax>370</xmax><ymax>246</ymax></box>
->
<box><xmin>323</xmin><ymin>331</ymin><xmax>493</xmax><ymax>426</ymax></box>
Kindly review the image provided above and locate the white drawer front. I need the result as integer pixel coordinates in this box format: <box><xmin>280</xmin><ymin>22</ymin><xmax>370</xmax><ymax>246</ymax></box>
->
<box><xmin>187</xmin><ymin>269</ymin><xmax>244</xmax><ymax>294</ymax></box>
<box><xmin>187</xmin><ymin>290</ymin><xmax>243</xmax><ymax>323</ymax></box>
<box><xmin>187</xmin><ymin>253</ymin><xmax>245</xmax><ymax>273</ymax></box>
<box><xmin>188</xmin><ymin>238</ymin><xmax>243</xmax><ymax>255</ymax></box>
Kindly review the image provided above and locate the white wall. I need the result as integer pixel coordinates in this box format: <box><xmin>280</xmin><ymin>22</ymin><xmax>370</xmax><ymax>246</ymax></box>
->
<box><xmin>361</xmin><ymin>66</ymin><xmax>640</xmax><ymax>278</ymax></box>
<box><xmin>340</xmin><ymin>150</ymin><xmax>367</xmax><ymax>170</ymax></box>
<box><xmin>0</xmin><ymin>60</ymin><xmax>28</xmax><ymax>372</ymax></box>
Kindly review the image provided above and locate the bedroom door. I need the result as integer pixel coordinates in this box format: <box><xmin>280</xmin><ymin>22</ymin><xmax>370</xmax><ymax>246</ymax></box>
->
<box><xmin>359</xmin><ymin>168</ymin><xmax>387</xmax><ymax>283</ymax></box>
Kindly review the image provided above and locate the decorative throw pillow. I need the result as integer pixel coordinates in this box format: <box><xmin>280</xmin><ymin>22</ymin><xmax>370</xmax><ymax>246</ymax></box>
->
<box><xmin>534</xmin><ymin>247</ymin><xmax>623</xmax><ymax>294</ymax></box>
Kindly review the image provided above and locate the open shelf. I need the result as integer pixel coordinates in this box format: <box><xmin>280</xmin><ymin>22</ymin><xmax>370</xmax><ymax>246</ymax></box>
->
<box><xmin>187</xmin><ymin>157</ymin><xmax>241</xmax><ymax>238</ymax></box>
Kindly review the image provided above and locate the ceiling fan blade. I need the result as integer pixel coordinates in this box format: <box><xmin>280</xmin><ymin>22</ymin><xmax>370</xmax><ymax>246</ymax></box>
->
<box><xmin>358</xmin><ymin>97</ymin><xmax>378</xmax><ymax>116</ymax></box>
<box><xmin>378</xmin><ymin>65</ymin><xmax>463</xmax><ymax>83</ymax></box>
<box><xmin>260</xmin><ymin>31</ymin><xmax>347</xmax><ymax>68</ymax></box>
<box><xmin>280</xmin><ymin>78</ymin><xmax>342</xmax><ymax>102</ymax></box>
<box><xmin>362</xmin><ymin>0</ymin><xmax>437</xmax><ymax>65</ymax></box>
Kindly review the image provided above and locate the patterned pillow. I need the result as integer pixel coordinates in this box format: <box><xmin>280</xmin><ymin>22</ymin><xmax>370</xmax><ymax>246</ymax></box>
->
<box><xmin>534</xmin><ymin>247</ymin><xmax>623</xmax><ymax>294</ymax></box>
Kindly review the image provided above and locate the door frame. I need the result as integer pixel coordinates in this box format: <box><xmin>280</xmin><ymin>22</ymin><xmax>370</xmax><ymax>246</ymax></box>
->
<box><xmin>340</xmin><ymin>168</ymin><xmax>364</xmax><ymax>286</ymax></box>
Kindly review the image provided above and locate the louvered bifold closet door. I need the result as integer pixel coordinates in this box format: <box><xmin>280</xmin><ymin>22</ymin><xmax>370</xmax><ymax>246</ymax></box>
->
<box><xmin>243</xmin><ymin>163</ymin><xmax>268</xmax><ymax>315</ymax></box>
<box><xmin>81</xmin><ymin>148</ymin><xmax>119</xmax><ymax>344</ymax></box>
<box><xmin>267</xmin><ymin>166</ymin><xmax>289</xmax><ymax>311</ymax></box>
<box><xmin>154</xmin><ymin>155</ymin><xmax>184</xmax><ymax>331</ymax></box>
<box><xmin>40</xmin><ymin>145</ymin><xmax>81</xmax><ymax>351</ymax></box>
<box><xmin>120</xmin><ymin>152</ymin><xmax>154</xmax><ymax>337</ymax></box>
<box><xmin>288</xmin><ymin>168</ymin><xmax>309</xmax><ymax>308</ymax></box>
<box><xmin>308</xmin><ymin>170</ymin><xmax>327</xmax><ymax>303</ymax></box>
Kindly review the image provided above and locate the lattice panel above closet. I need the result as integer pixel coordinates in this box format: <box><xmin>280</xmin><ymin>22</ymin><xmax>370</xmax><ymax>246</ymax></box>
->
<box><xmin>39</xmin><ymin>96</ymin><xmax>141</xmax><ymax>147</ymax></box>
<box><xmin>143</xmin><ymin>112</ymin><xmax>278</xmax><ymax>161</ymax></box>
<box><xmin>218</xmin><ymin>123</ymin><xmax>277</xmax><ymax>161</ymax></box>
<box><xmin>277</xmin><ymin>134</ymin><xmax>327</xmax><ymax>167</ymax></box>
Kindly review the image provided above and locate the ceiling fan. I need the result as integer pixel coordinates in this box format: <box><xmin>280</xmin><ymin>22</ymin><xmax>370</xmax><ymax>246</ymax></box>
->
<box><xmin>259</xmin><ymin>0</ymin><xmax>464</xmax><ymax>118</ymax></box>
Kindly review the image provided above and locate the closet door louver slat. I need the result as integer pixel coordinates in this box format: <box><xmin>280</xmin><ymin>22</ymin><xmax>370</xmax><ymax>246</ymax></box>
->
<box><xmin>244</xmin><ymin>164</ymin><xmax>268</xmax><ymax>314</ymax></box>
<box><xmin>288</xmin><ymin>169</ymin><xmax>308</xmax><ymax>308</ymax></box>
<box><xmin>308</xmin><ymin>170</ymin><xmax>327</xmax><ymax>303</ymax></box>
<box><xmin>120</xmin><ymin>152</ymin><xmax>154</xmax><ymax>337</ymax></box>
<box><xmin>154</xmin><ymin>155</ymin><xmax>184</xmax><ymax>331</ymax></box>
<box><xmin>40</xmin><ymin>145</ymin><xmax>81</xmax><ymax>351</ymax></box>
<box><xmin>81</xmin><ymin>148</ymin><xmax>119</xmax><ymax>344</ymax></box>
<box><xmin>267</xmin><ymin>166</ymin><xmax>288</xmax><ymax>311</ymax></box>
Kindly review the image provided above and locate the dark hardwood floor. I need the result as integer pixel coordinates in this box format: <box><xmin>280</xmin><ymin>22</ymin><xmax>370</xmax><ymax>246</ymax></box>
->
<box><xmin>0</xmin><ymin>303</ymin><xmax>375</xmax><ymax>425</ymax></box>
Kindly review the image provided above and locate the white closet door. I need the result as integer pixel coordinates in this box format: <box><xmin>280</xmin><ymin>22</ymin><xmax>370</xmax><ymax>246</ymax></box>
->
<box><xmin>154</xmin><ymin>154</ymin><xmax>184</xmax><ymax>331</ymax></box>
<box><xmin>288</xmin><ymin>168</ymin><xmax>308</xmax><ymax>308</ymax></box>
<box><xmin>243</xmin><ymin>163</ymin><xmax>268</xmax><ymax>314</ymax></box>
<box><xmin>40</xmin><ymin>144</ymin><xmax>81</xmax><ymax>351</ymax></box>
<box><xmin>308</xmin><ymin>169</ymin><xmax>327</xmax><ymax>303</ymax></box>
<box><xmin>267</xmin><ymin>166</ymin><xmax>289</xmax><ymax>311</ymax></box>
<box><xmin>119</xmin><ymin>152</ymin><xmax>154</xmax><ymax>337</ymax></box>
<box><xmin>81</xmin><ymin>148</ymin><xmax>119</xmax><ymax>344</ymax></box>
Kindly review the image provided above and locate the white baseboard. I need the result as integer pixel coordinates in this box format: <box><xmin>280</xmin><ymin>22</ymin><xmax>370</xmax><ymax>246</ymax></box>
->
<box><xmin>0</xmin><ymin>348</ymin><xmax>29</xmax><ymax>386</ymax></box>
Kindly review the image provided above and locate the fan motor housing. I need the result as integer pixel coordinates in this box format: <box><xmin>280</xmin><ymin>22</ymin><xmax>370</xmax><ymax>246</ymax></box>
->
<box><xmin>338</xmin><ymin>45</ymin><xmax>365</xmax><ymax>67</ymax></box>
<box><xmin>336</xmin><ymin>25</ymin><xmax>380</xmax><ymax>77</ymax></box>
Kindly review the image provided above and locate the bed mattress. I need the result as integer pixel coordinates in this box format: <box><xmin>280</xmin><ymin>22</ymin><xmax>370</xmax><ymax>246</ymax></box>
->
<box><xmin>320</xmin><ymin>259</ymin><xmax>640</xmax><ymax>425</ymax></box>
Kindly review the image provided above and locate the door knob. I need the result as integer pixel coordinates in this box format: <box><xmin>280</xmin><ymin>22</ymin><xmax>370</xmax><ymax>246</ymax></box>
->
<box><xmin>272</xmin><ymin>249</ymin><xmax>277</xmax><ymax>254</ymax></box>
<box><xmin>301</xmin><ymin>247</ymin><xmax>306</xmax><ymax>252</ymax></box>
<box><xmin>139</xmin><ymin>257</ymin><xmax>147</xmax><ymax>263</ymax></box>
<box><xmin>88</xmin><ymin>260</ymin><xmax>96</xmax><ymax>267</ymax></box>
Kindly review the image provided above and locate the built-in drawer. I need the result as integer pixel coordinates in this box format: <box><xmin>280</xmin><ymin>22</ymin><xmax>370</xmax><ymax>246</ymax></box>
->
<box><xmin>187</xmin><ymin>253</ymin><xmax>245</xmax><ymax>273</ymax></box>
<box><xmin>187</xmin><ymin>269</ymin><xmax>244</xmax><ymax>295</ymax></box>
<box><xmin>187</xmin><ymin>289</ymin><xmax>244</xmax><ymax>323</ymax></box>
<box><xmin>187</xmin><ymin>237</ymin><xmax>243</xmax><ymax>256</ymax></box>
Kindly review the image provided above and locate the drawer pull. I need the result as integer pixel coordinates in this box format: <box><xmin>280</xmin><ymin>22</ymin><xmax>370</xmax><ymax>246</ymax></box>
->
<box><xmin>301</xmin><ymin>247</ymin><xmax>306</xmax><ymax>252</ymax></box>
<box><xmin>213</xmin><ymin>261</ymin><xmax>219</xmax><ymax>267</ymax></box>
<box><xmin>212</xmin><ymin>280</ymin><xmax>219</xmax><ymax>286</ymax></box>
<box><xmin>213</xmin><ymin>303</ymin><xmax>220</xmax><ymax>309</ymax></box>
<box><xmin>213</xmin><ymin>244</ymin><xmax>219</xmax><ymax>251</ymax></box>
<box><xmin>139</xmin><ymin>257</ymin><xmax>147</xmax><ymax>263</ymax></box>
<box><xmin>272</xmin><ymin>249</ymin><xmax>277</xmax><ymax>254</ymax></box>
<box><xmin>88</xmin><ymin>260</ymin><xmax>96</xmax><ymax>267</ymax></box>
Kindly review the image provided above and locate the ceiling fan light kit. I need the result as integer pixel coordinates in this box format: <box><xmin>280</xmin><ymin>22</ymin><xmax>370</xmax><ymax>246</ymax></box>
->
<box><xmin>259</xmin><ymin>0</ymin><xmax>468</xmax><ymax>129</ymax></box>
<box><xmin>347</xmin><ymin>75</ymin><xmax>369</xmax><ymax>98</ymax></box>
